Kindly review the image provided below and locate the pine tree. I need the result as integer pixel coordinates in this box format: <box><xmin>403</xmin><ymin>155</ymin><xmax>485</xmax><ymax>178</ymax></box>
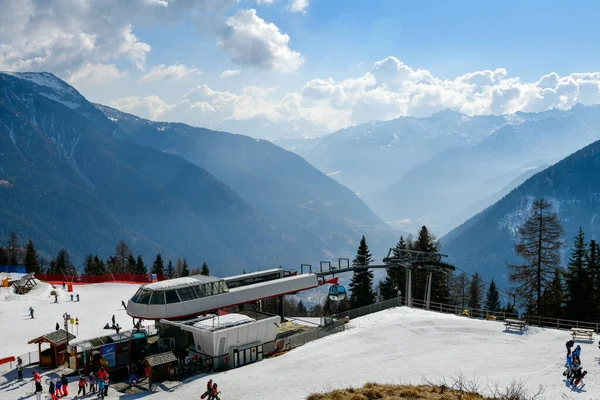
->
<box><xmin>114</xmin><ymin>240</ymin><xmax>132</xmax><ymax>273</ymax></box>
<box><xmin>175</xmin><ymin>257</ymin><xmax>183</xmax><ymax>278</ymax></box>
<box><xmin>565</xmin><ymin>227</ymin><xmax>590</xmax><ymax>320</ymax></box>
<box><xmin>96</xmin><ymin>256</ymin><xmax>106</xmax><ymax>275</ymax></box>
<box><xmin>379</xmin><ymin>236</ymin><xmax>407</xmax><ymax>301</ymax></box>
<box><xmin>52</xmin><ymin>249</ymin><xmax>74</xmax><ymax>275</ymax></box>
<box><xmin>587</xmin><ymin>240</ymin><xmax>600</xmax><ymax>319</ymax></box>
<box><xmin>503</xmin><ymin>303</ymin><xmax>517</xmax><ymax>318</ymax></box>
<box><xmin>152</xmin><ymin>253</ymin><xmax>165</xmax><ymax>276</ymax></box>
<box><xmin>127</xmin><ymin>254</ymin><xmax>137</xmax><ymax>274</ymax></box>
<box><xmin>468</xmin><ymin>272</ymin><xmax>484</xmax><ymax>310</ymax></box>
<box><xmin>84</xmin><ymin>254</ymin><xmax>96</xmax><ymax>276</ymax></box>
<box><xmin>412</xmin><ymin>226</ymin><xmax>447</xmax><ymax>303</ymax></box>
<box><xmin>23</xmin><ymin>240</ymin><xmax>40</xmax><ymax>273</ymax></box>
<box><xmin>541</xmin><ymin>268</ymin><xmax>565</xmax><ymax>318</ymax></box>
<box><xmin>349</xmin><ymin>236</ymin><xmax>376</xmax><ymax>308</ymax></box>
<box><xmin>106</xmin><ymin>256</ymin><xmax>118</xmax><ymax>274</ymax></box>
<box><xmin>190</xmin><ymin>266</ymin><xmax>201</xmax><ymax>275</ymax></box>
<box><xmin>507</xmin><ymin>198</ymin><xmax>564</xmax><ymax>316</ymax></box>
<box><xmin>165</xmin><ymin>259</ymin><xmax>174</xmax><ymax>279</ymax></box>
<box><xmin>200</xmin><ymin>262</ymin><xmax>210</xmax><ymax>276</ymax></box>
<box><xmin>135</xmin><ymin>255</ymin><xmax>147</xmax><ymax>275</ymax></box>
<box><xmin>181</xmin><ymin>259</ymin><xmax>190</xmax><ymax>277</ymax></box>
<box><xmin>297</xmin><ymin>300</ymin><xmax>308</xmax><ymax>316</ymax></box>
<box><xmin>7</xmin><ymin>232</ymin><xmax>19</xmax><ymax>265</ymax></box>
<box><xmin>484</xmin><ymin>279</ymin><xmax>501</xmax><ymax>312</ymax></box>
<box><xmin>0</xmin><ymin>247</ymin><xmax>8</xmax><ymax>266</ymax></box>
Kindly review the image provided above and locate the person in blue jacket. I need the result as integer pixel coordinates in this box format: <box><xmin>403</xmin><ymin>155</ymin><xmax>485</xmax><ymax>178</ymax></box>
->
<box><xmin>573</xmin><ymin>345</ymin><xmax>581</xmax><ymax>358</ymax></box>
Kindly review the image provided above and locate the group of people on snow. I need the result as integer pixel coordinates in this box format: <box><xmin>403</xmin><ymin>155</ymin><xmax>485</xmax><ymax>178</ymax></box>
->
<box><xmin>202</xmin><ymin>378</ymin><xmax>221</xmax><ymax>400</ymax></box>
<box><xmin>564</xmin><ymin>340</ymin><xmax>587</xmax><ymax>387</ymax></box>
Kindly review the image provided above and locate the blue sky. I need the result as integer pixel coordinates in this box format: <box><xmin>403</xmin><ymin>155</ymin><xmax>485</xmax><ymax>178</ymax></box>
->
<box><xmin>2</xmin><ymin>0</ymin><xmax>600</xmax><ymax>138</ymax></box>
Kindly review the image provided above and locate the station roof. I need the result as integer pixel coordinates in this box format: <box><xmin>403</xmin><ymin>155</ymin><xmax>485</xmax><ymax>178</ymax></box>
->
<box><xmin>143</xmin><ymin>274</ymin><xmax>222</xmax><ymax>291</ymax></box>
<box><xmin>28</xmin><ymin>329</ymin><xmax>75</xmax><ymax>346</ymax></box>
<box><xmin>142</xmin><ymin>351</ymin><xmax>177</xmax><ymax>367</ymax></box>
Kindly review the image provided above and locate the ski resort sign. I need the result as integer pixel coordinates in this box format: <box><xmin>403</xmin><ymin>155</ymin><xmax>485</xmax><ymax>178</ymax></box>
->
<box><xmin>101</xmin><ymin>343</ymin><xmax>116</xmax><ymax>367</ymax></box>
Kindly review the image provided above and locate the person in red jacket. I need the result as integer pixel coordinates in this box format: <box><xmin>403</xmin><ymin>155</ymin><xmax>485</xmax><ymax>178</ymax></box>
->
<box><xmin>78</xmin><ymin>375</ymin><xmax>87</xmax><ymax>396</ymax></box>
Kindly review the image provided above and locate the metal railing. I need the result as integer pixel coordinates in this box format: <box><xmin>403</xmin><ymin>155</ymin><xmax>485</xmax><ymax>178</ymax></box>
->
<box><xmin>332</xmin><ymin>294</ymin><xmax>600</xmax><ymax>337</ymax></box>
<box><xmin>3</xmin><ymin>350</ymin><xmax>39</xmax><ymax>370</ymax></box>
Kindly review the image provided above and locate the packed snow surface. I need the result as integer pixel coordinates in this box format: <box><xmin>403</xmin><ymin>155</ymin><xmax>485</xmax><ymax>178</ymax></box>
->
<box><xmin>2</xmin><ymin>282</ymin><xmax>599</xmax><ymax>399</ymax></box>
<box><xmin>0</xmin><ymin>280</ymin><xmax>153</xmax><ymax>358</ymax></box>
<box><xmin>144</xmin><ymin>275</ymin><xmax>219</xmax><ymax>290</ymax></box>
<box><xmin>193</xmin><ymin>313</ymin><xmax>255</xmax><ymax>330</ymax></box>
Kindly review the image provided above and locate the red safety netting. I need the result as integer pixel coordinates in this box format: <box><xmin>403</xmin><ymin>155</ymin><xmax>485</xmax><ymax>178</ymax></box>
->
<box><xmin>34</xmin><ymin>273</ymin><xmax>167</xmax><ymax>285</ymax></box>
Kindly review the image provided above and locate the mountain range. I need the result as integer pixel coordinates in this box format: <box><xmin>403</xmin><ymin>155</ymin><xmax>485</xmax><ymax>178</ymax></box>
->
<box><xmin>281</xmin><ymin>105</ymin><xmax>600</xmax><ymax>236</ymax></box>
<box><xmin>0</xmin><ymin>72</ymin><xmax>396</xmax><ymax>275</ymax></box>
<box><xmin>441</xmin><ymin>135</ymin><xmax>600</xmax><ymax>288</ymax></box>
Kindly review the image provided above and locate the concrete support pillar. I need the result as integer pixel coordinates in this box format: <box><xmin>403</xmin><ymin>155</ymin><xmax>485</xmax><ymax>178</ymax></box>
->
<box><xmin>278</xmin><ymin>295</ymin><xmax>284</xmax><ymax>321</ymax></box>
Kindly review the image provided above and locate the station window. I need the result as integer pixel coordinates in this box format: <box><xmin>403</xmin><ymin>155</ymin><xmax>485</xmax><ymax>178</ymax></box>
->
<box><xmin>131</xmin><ymin>289</ymin><xmax>143</xmax><ymax>303</ymax></box>
<box><xmin>165</xmin><ymin>290</ymin><xmax>181</xmax><ymax>304</ymax></box>
<box><xmin>149</xmin><ymin>291</ymin><xmax>165</xmax><ymax>305</ymax></box>
<box><xmin>136</xmin><ymin>290</ymin><xmax>152</xmax><ymax>304</ymax></box>
<box><xmin>177</xmin><ymin>287</ymin><xmax>198</xmax><ymax>302</ymax></box>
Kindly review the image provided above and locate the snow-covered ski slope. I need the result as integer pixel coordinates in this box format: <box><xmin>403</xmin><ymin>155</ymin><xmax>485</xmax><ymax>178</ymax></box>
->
<box><xmin>1</xmin><ymin>281</ymin><xmax>598</xmax><ymax>399</ymax></box>
<box><xmin>0</xmin><ymin>279</ymin><xmax>151</xmax><ymax>358</ymax></box>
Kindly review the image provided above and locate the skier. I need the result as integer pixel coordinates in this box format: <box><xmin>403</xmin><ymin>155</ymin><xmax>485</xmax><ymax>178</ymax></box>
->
<box><xmin>70</xmin><ymin>294</ymin><xmax>74</xmax><ymax>301</ymax></box>
<box><xmin>78</xmin><ymin>375</ymin><xmax>87</xmax><ymax>396</ymax></box>
<box><xmin>29</xmin><ymin>307</ymin><xmax>34</xmax><ymax>318</ymax></box>
<box><xmin>566</xmin><ymin>339</ymin><xmax>575</xmax><ymax>356</ymax></box>
<box><xmin>56</xmin><ymin>322</ymin><xmax>59</xmax><ymax>331</ymax></box>
<box><xmin>76</xmin><ymin>293</ymin><xmax>80</xmax><ymax>301</ymax></box>
<box><xmin>62</xmin><ymin>282</ymin><xmax>66</xmax><ymax>289</ymax></box>
<box><xmin>121</xmin><ymin>300</ymin><xmax>127</xmax><ymax>309</ymax></box>
<box><xmin>112</xmin><ymin>315</ymin><xmax>116</xmax><ymax>327</ymax></box>
<box><xmin>54</xmin><ymin>293</ymin><xmax>58</xmax><ymax>303</ymax></box>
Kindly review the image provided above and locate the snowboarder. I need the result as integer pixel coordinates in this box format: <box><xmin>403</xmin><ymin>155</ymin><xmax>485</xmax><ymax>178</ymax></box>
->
<box><xmin>70</xmin><ymin>294</ymin><xmax>74</xmax><ymax>301</ymax></box>
<box><xmin>62</xmin><ymin>282</ymin><xmax>66</xmax><ymax>289</ymax></box>
<box><xmin>56</xmin><ymin>322</ymin><xmax>59</xmax><ymax>331</ymax></box>
<box><xmin>201</xmin><ymin>379</ymin><xmax>213</xmax><ymax>399</ymax></box>
<box><xmin>208</xmin><ymin>382</ymin><xmax>220</xmax><ymax>400</ymax></box>
<box><xmin>29</xmin><ymin>307</ymin><xmax>34</xmax><ymax>318</ymax></box>
<box><xmin>566</xmin><ymin>339</ymin><xmax>575</xmax><ymax>356</ymax></box>
<box><xmin>76</xmin><ymin>293</ymin><xmax>80</xmax><ymax>301</ymax></box>
<box><xmin>571</xmin><ymin>368</ymin><xmax>587</xmax><ymax>386</ymax></box>
<box><xmin>54</xmin><ymin>293</ymin><xmax>58</xmax><ymax>303</ymax></box>
<box><xmin>121</xmin><ymin>300</ymin><xmax>127</xmax><ymax>309</ymax></box>
<box><xmin>112</xmin><ymin>314</ymin><xmax>116</xmax><ymax>327</ymax></box>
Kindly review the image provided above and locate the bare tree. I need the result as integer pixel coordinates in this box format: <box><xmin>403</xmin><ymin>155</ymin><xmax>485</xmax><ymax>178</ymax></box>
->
<box><xmin>114</xmin><ymin>240</ymin><xmax>132</xmax><ymax>273</ymax></box>
<box><xmin>507</xmin><ymin>198</ymin><xmax>564</xmax><ymax>315</ymax></box>
<box><xmin>7</xmin><ymin>232</ymin><xmax>19</xmax><ymax>265</ymax></box>
<box><xmin>468</xmin><ymin>272</ymin><xmax>485</xmax><ymax>310</ymax></box>
<box><xmin>175</xmin><ymin>257</ymin><xmax>183</xmax><ymax>278</ymax></box>
<box><xmin>448</xmin><ymin>271</ymin><xmax>471</xmax><ymax>308</ymax></box>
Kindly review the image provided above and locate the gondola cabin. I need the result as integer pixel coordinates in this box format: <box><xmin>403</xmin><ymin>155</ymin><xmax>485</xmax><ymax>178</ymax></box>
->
<box><xmin>328</xmin><ymin>284</ymin><xmax>346</xmax><ymax>301</ymax></box>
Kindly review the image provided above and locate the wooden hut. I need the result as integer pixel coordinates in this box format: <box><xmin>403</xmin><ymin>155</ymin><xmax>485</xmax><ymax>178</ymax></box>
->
<box><xmin>141</xmin><ymin>352</ymin><xmax>178</xmax><ymax>386</ymax></box>
<box><xmin>28</xmin><ymin>329</ymin><xmax>76</xmax><ymax>367</ymax></box>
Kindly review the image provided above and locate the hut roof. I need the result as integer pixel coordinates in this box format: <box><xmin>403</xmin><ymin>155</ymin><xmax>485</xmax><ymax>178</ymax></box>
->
<box><xmin>28</xmin><ymin>329</ymin><xmax>75</xmax><ymax>346</ymax></box>
<box><xmin>142</xmin><ymin>351</ymin><xmax>177</xmax><ymax>367</ymax></box>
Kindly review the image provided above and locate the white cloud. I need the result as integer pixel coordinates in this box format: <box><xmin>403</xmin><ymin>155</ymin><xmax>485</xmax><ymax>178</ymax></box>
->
<box><xmin>219</xmin><ymin>69</ymin><xmax>241</xmax><ymax>78</ymax></box>
<box><xmin>140</xmin><ymin>64</ymin><xmax>202</xmax><ymax>82</ymax></box>
<box><xmin>0</xmin><ymin>0</ymin><xmax>237</xmax><ymax>81</ymax></box>
<box><xmin>257</xmin><ymin>0</ymin><xmax>276</xmax><ymax>3</ymax></box>
<box><xmin>67</xmin><ymin>63</ymin><xmax>123</xmax><ymax>85</ymax></box>
<box><xmin>288</xmin><ymin>0</ymin><xmax>310</xmax><ymax>14</ymax></box>
<box><xmin>169</xmin><ymin>56</ymin><xmax>600</xmax><ymax>136</ymax></box>
<box><xmin>217</xmin><ymin>9</ymin><xmax>304</xmax><ymax>72</ymax></box>
<box><xmin>110</xmin><ymin>95</ymin><xmax>176</xmax><ymax>120</ymax></box>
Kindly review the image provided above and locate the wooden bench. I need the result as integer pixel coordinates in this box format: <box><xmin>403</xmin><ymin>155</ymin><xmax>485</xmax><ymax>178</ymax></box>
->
<box><xmin>504</xmin><ymin>318</ymin><xmax>527</xmax><ymax>332</ymax></box>
<box><xmin>571</xmin><ymin>327</ymin><xmax>594</xmax><ymax>341</ymax></box>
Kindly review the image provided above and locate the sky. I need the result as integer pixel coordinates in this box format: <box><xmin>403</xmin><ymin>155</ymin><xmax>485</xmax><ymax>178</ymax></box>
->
<box><xmin>1</xmin><ymin>0</ymin><xmax>600</xmax><ymax>139</ymax></box>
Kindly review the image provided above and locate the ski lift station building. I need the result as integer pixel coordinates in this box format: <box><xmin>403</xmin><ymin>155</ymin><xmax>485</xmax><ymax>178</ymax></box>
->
<box><xmin>158</xmin><ymin>311</ymin><xmax>280</xmax><ymax>370</ymax></box>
